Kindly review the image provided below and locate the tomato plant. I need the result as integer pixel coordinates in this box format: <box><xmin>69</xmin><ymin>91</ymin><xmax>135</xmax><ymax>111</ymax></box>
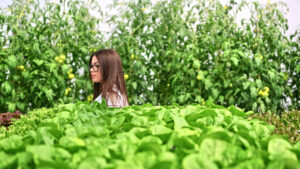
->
<box><xmin>0</xmin><ymin>0</ymin><xmax>299</xmax><ymax>113</ymax></box>
<box><xmin>106</xmin><ymin>0</ymin><xmax>299</xmax><ymax>113</ymax></box>
<box><xmin>0</xmin><ymin>0</ymin><xmax>102</xmax><ymax>113</ymax></box>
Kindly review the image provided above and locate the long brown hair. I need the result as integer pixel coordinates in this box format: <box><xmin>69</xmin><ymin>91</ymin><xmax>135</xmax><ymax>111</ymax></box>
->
<box><xmin>89</xmin><ymin>49</ymin><xmax>129</xmax><ymax>106</ymax></box>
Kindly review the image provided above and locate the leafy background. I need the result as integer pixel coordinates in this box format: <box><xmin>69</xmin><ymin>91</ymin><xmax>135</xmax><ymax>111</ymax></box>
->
<box><xmin>0</xmin><ymin>0</ymin><xmax>299</xmax><ymax>113</ymax></box>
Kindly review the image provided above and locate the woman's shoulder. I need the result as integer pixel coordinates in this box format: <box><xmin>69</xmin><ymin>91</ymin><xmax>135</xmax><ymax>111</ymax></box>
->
<box><xmin>107</xmin><ymin>94</ymin><xmax>128</xmax><ymax>108</ymax></box>
<box><xmin>107</xmin><ymin>86</ymin><xmax>128</xmax><ymax>108</ymax></box>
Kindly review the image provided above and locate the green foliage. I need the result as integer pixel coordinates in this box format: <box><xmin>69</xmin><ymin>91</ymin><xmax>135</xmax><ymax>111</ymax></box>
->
<box><xmin>249</xmin><ymin>110</ymin><xmax>300</xmax><ymax>144</ymax></box>
<box><xmin>0</xmin><ymin>0</ymin><xmax>299</xmax><ymax>114</ymax></box>
<box><xmin>106</xmin><ymin>0</ymin><xmax>299</xmax><ymax>113</ymax></box>
<box><xmin>0</xmin><ymin>102</ymin><xmax>299</xmax><ymax>168</ymax></box>
<box><xmin>288</xmin><ymin>30</ymin><xmax>300</xmax><ymax>110</ymax></box>
<box><xmin>0</xmin><ymin>0</ymin><xmax>100</xmax><ymax>113</ymax></box>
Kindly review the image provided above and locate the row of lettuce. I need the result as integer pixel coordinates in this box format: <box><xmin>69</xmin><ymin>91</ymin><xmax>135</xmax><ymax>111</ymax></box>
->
<box><xmin>0</xmin><ymin>101</ymin><xmax>299</xmax><ymax>169</ymax></box>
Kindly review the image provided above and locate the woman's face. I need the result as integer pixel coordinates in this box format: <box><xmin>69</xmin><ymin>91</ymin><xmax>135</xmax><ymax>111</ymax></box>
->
<box><xmin>90</xmin><ymin>55</ymin><xmax>102</xmax><ymax>83</ymax></box>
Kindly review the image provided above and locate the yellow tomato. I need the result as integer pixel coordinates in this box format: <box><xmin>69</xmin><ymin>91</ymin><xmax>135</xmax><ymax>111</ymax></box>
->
<box><xmin>87</xmin><ymin>94</ymin><xmax>93</xmax><ymax>102</ymax></box>
<box><xmin>17</xmin><ymin>65</ymin><xmax>25</xmax><ymax>70</ymax></box>
<box><xmin>262</xmin><ymin>91</ymin><xmax>269</xmax><ymax>96</ymax></box>
<box><xmin>124</xmin><ymin>74</ymin><xmax>129</xmax><ymax>80</ymax></box>
<box><xmin>59</xmin><ymin>54</ymin><xmax>66</xmax><ymax>60</ymax></box>
<box><xmin>68</xmin><ymin>74</ymin><xmax>75</xmax><ymax>79</ymax></box>
<box><xmin>68</xmin><ymin>68</ymin><xmax>73</xmax><ymax>75</ymax></box>
<box><xmin>58</xmin><ymin>59</ymin><xmax>64</xmax><ymax>64</ymax></box>
<box><xmin>264</xmin><ymin>87</ymin><xmax>269</xmax><ymax>92</ymax></box>
<box><xmin>197</xmin><ymin>75</ymin><xmax>201</xmax><ymax>80</ymax></box>
<box><xmin>131</xmin><ymin>54</ymin><xmax>135</xmax><ymax>59</ymax></box>
<box><xmin>65</xmin><ymin>89</ymin><xmax>69</xmax><ymax>96</ymax></box>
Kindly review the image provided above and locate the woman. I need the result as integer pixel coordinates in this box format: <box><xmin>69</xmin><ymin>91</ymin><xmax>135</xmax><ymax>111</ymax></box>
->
<box><xmin>89</xmin><ymin>49</ymin><xmax>129</xmax><ymax>108</ymax></box>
